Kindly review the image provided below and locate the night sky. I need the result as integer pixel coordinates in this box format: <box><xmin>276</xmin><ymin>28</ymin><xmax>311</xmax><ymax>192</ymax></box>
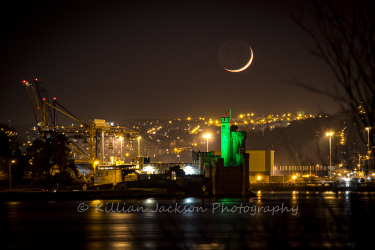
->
<box><xmin>1</xmin><ymin>0</ymin><xmax>339</xmax><ymax>126</ymax></box>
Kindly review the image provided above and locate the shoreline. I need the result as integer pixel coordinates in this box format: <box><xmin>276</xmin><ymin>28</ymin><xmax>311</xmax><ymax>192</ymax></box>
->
<box><xmin>1</xmin><ymin>186</ymin><xmax>375</xmax><ymax>202</ymax></box>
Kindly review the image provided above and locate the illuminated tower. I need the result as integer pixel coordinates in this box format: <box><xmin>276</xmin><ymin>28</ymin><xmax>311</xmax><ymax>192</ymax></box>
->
<box><xmin>221</xmin><ymin>117</ymin><xmax>231</xmax><ymax>167</ymax></box>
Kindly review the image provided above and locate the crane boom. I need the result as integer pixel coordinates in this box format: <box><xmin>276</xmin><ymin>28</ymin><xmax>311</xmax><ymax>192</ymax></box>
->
<box><xmin>23</xmin><ymin>78</ymin><xmax>140</xmax><ymax>166</ymax></box>
<box><xmin>22</xmin><ymin>80</ymin><xmax>44</xmax><ymax>133</ymax></box>
<box><xmin>43</xmin><ymin>101</ymin><xmax>89</xmax><ymax>127</ymax></box>
<box><xmin>34</xmin><ymin>79</ymin><xmax>54</xmax><ymax>126</ymax></box>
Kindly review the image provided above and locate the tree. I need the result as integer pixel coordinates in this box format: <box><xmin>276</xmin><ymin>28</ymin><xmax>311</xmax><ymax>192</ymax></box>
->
<box><xmin>50</xmin><ymin>133</ymin><xmax>71</xmax><ymax>173</ymax></box>
<box><xmin>26</xmin><ymin>132</ymin><xmax>71</xmax><ymax>175</ymax></box>
<box><xmin>291</xmin><ymin>0</ymin><xmax>374</xmax><ymax>150</ymax></box>
<box><xmin>27</xmin><ymin>138</ymin><xmax>51</xmax><ymax>175</ymax></box>
<box><xmin>0</xmin><ymin>123</ymin><xmax>21</xmax><ymax>159</ymax></box>
<box><xmin>0</xmin><ymin>123</ymin><xmax>30</xmax><ymax>185</ymax></box>
<box><xmin>0</xmin><ymin>123</ymin><xmax>22</xmax><ymax>174</ymax></box>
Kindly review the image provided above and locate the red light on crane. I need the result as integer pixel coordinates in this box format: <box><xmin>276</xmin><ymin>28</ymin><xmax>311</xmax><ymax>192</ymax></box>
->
<box><xmin>53</xmin><ymin>97</ymin><xmax>56</xmax><ymax>100</ymax></box>
<box><xmin>22</xmin><ymin>80</ymin><xmax>28</xmax><ymax>85</ymax></box>
<box><xmin>34</xmin><ymin>78</ymin><xmax>38</xmax><ymax>82</ymax></box>
<box><xmin>42</xmin><ymin>98</ymin><xmax>46</xmax><ymax>101</ymax></box>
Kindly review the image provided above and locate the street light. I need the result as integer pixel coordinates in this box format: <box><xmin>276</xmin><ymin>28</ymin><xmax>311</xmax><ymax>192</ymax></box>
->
<box><xmin>112</xmin><ymin>135</ymin><xmax>115</xmax><ymax>165</ymax></box>
<box><xmin>125</xmin><ymin>153</ymin><xmax>129</xmax><ymax>164</ymax></box>
<box><xmin>9</xmin><ymin>160</ymin><xmax>15</xmax><ymax>190</ymax></box>
<box><xmin>138</xmin><ymin>136</ymin><xmax>142</xmax><ymax>157</ymax></box>
<box><xmin>94</xmin><ymin>161</ymin><xmax>99</xmax><ymax>174</ymax></box>
<box><xmin>326</xmin><ymin>132</ymin><xmax>334</xmax><ymax>178</ymax></box>
<box><xmin>204</xmin><ymin>134</ymin><xmax>211</xmax><ymax>152</ymax></box>
<box><xmin>366</xmin><ymin>127</ymin><xmax>371</xmax><ymax>152</ymax></box>
<box><xmin>365</xmin><ymin>127</ymin><xmax>371</xmax><ymax>176</ymax></box>
<box><xmin>120</xmin><ymin>136</ymin><xmax>123</xmax><ymax>158</ymax></box>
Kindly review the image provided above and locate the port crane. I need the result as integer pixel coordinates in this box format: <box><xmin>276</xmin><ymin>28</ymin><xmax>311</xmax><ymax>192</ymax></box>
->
<box><xmin>22</xmin><ymin>79</ymin><xmax>138</xmax><ymax>166</ymax></box>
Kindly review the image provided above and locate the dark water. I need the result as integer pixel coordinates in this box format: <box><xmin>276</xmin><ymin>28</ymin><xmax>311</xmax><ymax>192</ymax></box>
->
<box><xmin>2</xmin><ymin>191</ymin><xmax>374</xmax><ymax>249</ymax></box>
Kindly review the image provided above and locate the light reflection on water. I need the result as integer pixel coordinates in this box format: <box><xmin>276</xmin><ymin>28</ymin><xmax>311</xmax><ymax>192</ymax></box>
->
<box><xmin>2</xmin><ymin>191</ymin><xmax>375</xmax><ymax>248</ymax></box>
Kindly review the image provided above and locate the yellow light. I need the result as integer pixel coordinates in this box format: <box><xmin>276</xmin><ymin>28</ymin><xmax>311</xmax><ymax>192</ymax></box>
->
<box><xmin>326</xmin><ymin>132</ymin><xmax>334</xmax><ymax>137</ymax></box>
<box><xmin>257</xmin><ymin>176</ymin><xmax>261</xmax><ymax>180</ymax></box>
<box><xmin>204</xmin><ymin>134</ymin><xmax>211</xmax><ymax>139</ymax></box>
<box><xmin>292</xmin><ymin>175</ymin><xmax>296</xmax><ymax>179</ymax></box>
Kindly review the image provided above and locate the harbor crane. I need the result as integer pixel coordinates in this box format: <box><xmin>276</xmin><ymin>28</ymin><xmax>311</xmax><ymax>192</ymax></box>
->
<box><xmin>22</xmin><ymin>79</ymin><xmax>138</xmax><ymax>166</ymax></box>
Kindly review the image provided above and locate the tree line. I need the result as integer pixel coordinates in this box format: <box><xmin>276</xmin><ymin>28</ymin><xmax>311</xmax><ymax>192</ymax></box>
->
<box><xmin>0</xmin><ymin>123</ymin><xmax>91</xmax><ymax>189</ymax></box>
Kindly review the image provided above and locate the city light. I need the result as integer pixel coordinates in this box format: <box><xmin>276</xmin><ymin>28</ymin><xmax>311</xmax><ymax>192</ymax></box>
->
<box><xmin>144</xmin><ymin>166</ymin><xmax>154</xmax><ymax>174</ymax></box>
<box><xmin>120</xmin><ymin>136</ymin><xmax>123</xmax><ymax>157</ymax></box>
<box><xmin>204</xmin><ymin>134</ymin><xmax>211</xmax><ymax>152</ymax></box>
<box><xmin>138</xmin><ymin>136</ymin><xmax>142</xmax><ymax>157</ymax></box>
<box><xmin>184</xmin><ymin>166</ymin><xmax>195</xmax><ymax>175</ymax></box>
<box><xmin>365</xmin><ymin>127</ymin><xmax>371</xmax><ymax>171</ymax></box>
<box><xmin>9</xmin><ymin>160</ymin><xmax>15</xmax><ymax>190</ymax></box>
<box><xmin>326</xmin><ymin>132</ymin><xmax>334</xmax><ymax>178</ymax></box>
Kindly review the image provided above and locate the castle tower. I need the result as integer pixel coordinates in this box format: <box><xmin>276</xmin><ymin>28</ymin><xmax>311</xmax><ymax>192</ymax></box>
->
<box><xmin>221</xmin><ymin>117</ymin><xmax>231</xmax><ymax>167</ymax></box>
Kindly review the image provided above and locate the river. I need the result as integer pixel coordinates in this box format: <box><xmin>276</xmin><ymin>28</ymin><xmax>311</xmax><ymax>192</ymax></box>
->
<box><xmin>2</xmin><ymin>191</ymin><xmax>374</xmax><ymax>249</ymax></box>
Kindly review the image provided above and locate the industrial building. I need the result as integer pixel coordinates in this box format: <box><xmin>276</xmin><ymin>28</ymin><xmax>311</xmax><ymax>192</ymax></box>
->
<box><xmin>247</xmin><ymin>150</ymin><xmax>274</xmax><ymax>182</ymax></box>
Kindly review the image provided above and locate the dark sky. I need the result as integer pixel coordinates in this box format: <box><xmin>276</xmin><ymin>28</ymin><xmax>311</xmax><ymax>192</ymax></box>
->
<box><xmin>1</xmin><ymin>0</ymin><xmax>339</xmax><ymax>126</ymax></box>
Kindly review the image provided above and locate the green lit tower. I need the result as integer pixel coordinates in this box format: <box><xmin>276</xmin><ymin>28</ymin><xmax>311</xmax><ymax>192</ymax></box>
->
<box><xmin>221</xmin><ymin>117</ymin><xmax>231</xmax><ymax>167</ymax></box>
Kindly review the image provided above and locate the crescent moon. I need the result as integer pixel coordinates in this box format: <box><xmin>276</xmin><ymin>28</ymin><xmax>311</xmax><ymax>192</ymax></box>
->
<box><xmin>224</xmin><ymin>47</ymin><xmax>253</xmax><ymax>73</ymax></box>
